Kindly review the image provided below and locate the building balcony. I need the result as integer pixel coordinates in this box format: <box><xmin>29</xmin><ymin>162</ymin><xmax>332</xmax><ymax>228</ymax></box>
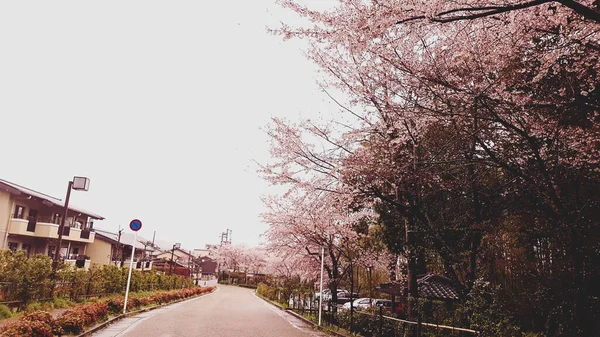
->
<box><xmin>111</xmin><ymin>259</ymin><xmax>153</xmax><ymax>271</ymax></box>
<box><xmin>8</xmin><ymin>218</ymin><xmax>95</xmax><ymax>243</ymax></box>
<box><xmin>64</xmin><ymin>255</ymin><xmax>92</xmax><ymax>271</ymax></box>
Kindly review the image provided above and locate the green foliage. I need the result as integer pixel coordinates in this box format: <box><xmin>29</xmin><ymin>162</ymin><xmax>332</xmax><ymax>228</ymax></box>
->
<box><xmin>458</xmin><ymin>281</ymin><xmax>521</xmax><ymax>337</ymax></box>
<box><xmin>52</xmin><ymin>296</ymin><xmax>74</xmax><ymax>309</ymax></box>
<box><xmin>0</xmin><ymin>304</ymin><xmax>12</xmax><ymax>319</ymax></box>
<box><xmin>257</xmin><ymin>283</ymin><xmax>276</xmax><ymax>301</ymax></box>
<box><xmin>0</xmin><ymin>253</ymin><xmax>195</xmax><ymax>314</ymax></box>
<box><xmin>0</xmin><ymin>251</ymin><xmax>53</xmax><ymax>307</ymax></box>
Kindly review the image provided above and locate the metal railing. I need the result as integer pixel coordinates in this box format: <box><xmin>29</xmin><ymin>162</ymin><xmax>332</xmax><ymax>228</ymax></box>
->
<box><xmin>286</xmin><ymin>295</ymin><xmax>479</xmax><ymax>337</ymax></box>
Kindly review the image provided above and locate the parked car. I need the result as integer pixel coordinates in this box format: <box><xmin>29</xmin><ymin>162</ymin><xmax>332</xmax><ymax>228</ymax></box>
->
<box><xmin>371</xmin><ymin>299</ymin><xmax>404</xmax><ymax>313</ymax></box>
<box><xmin>342</xmin><ymin>297</ymin><xmax>372</xmax><ymax>310</ymax></box>
<box><xmin>316</xmin><ymin>289</ymin><xmax>358</xmax><ymax>303</ymax></box>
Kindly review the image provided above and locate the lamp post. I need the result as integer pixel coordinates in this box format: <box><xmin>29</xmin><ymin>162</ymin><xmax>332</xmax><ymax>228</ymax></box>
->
<box><xmin>169</xmin><ymin>242</ymin><xmax>181</xmax><ymax>275</ymax></box>
<box><xmin>52</xmin><ymin>177</ymin><xmax>90</xmax><ymax>272</ymax></box>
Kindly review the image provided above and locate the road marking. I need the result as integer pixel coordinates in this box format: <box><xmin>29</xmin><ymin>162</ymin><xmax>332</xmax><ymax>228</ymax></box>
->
<box><xmin>252</xmin><ymin>292</ymin><xmax>305</xmax><ymax>331</ymax></box>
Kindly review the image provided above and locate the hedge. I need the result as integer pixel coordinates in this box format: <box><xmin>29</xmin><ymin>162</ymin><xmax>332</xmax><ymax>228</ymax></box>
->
<box><xmin>0</xmin><ymin>251</ymin><xmax>194</xmax><ymax>310</ymax></box>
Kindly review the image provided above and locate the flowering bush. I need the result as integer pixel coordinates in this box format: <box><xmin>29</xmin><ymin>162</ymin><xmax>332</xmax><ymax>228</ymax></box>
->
<box><xmin>0</xmin><ymin>311</ymin><xmax>56</xmax><ymax>337</ymax></box>
<box><xmin>106</xmin><ymin>297</ymin><xmax>125</xmax><ymax>315</ymax></box>
<box><xmin>54</xmin><ymin>309</ymin><xmax>85</xmax><ymax>335</ymax></box>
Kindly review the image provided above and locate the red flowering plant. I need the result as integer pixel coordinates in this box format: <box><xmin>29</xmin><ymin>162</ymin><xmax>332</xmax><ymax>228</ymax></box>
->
<box><xmin>0</xmin><ymin>311</ymin><xmax>55</xmax><ymax>337</ymax></box>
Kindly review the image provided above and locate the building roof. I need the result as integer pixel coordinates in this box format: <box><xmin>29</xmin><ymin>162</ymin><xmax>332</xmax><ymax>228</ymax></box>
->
<box><xmin>94</xmin><ymin>229</ymin><xmax>156</xmax><ymax>251</ymax></box>
<box><xmin>0</xmin><ymin>178</ymin><xmax>104</xmax><ymax>220</ymax></box>
<box><xmin>378</xmin><ymin>273</ymin><xmax>460</xmax><ymax>300</ymax></box>
<box><xmin>417</xmin><ymin>274</ymin><xmax>460</xmax><ymax>300</ymax></box>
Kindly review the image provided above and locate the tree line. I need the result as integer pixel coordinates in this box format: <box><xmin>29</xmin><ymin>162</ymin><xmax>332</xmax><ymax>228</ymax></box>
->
<box><xmin>261</xmin><ymin>2</ymin><xmax>599</xmax><ymax>336</ymax></box>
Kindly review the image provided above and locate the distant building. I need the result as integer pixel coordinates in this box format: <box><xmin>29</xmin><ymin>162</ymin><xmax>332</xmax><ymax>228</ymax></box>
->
<box><xmin>86</xmin><ymin>229</ymin><xmax>154</xmax><ymax>271</ymax></box>
<box><xmin>379</xmin><ymin>273</ymin><xmax>460</xmax><ymax>301</ymax></box>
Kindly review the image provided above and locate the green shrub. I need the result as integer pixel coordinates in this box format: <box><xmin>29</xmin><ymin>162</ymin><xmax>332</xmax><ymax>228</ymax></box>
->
<box><xmin>0</xmin><ymin>251</ymin><xmax>53</xmax><ymax>307</ymax></box>
<box><xmin>257</xmin><ymin>283</ymin><xmax>276</xmax><ymax>300</ymax></box>
<box><xmin>25</xmin><ymin>301</ymin><xmax>49</xmax><ymax>312</ymax></box>
<box><xmin>0</xmin><ymin>304</ymin><xmax>12</xmax><ymax>319</ymax></box>
<box><xmin>53</xmin><ymin>296</ymin><xmax>74</xmax><ymax>309</ymax></box>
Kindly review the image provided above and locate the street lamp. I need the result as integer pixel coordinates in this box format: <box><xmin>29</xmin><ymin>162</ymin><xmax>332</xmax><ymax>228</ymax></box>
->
<box><xmin>169</xmin><ymin>242</ymin><xmax>181</xmax><ymax>275</ymax></box>
<box><xmin>52</xmin><ymin>177</ymin><xmax>90</xmax><ymax>271</ymax></box>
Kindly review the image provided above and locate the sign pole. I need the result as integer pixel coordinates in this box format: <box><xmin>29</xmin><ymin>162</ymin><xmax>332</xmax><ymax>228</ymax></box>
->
<box><xmin>123</xmin><ymin>231</ymin><xmax>137</xmax><ymax>313</ymax></box>
<box><xmin>123</xmin><ymin>230</ymin><xmax>137</xmax><ymax>313</ymax></box>
<box><xmin>123</xmin><ymin>219</ymin><xmax>142</xmax><ymax>314</ymax></box>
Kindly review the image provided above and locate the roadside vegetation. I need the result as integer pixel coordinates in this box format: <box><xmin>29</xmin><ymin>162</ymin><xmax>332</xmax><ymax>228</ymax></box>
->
<box><xmin>0</xmin><ymin>251</ymin><xmax>195</xmax><ymax>317</ymax></box>
<box><xmin>256</xmin><ymin>1</ymin><xmax>600</xmax><ymax>336</ymax></box>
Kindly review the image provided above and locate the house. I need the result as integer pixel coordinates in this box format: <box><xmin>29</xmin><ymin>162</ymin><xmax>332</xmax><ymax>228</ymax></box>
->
<box><xmin>378</xmin><ymin>273</ymin><xmax>461</xmax><ymax>301</ymax></box>
<box><xmin>0</xmin><ymin>178</ymin><xmax>104</xmax><ymax>270</ymax></box>
<box><xmin>198</xmin><ymin>256</ymin><xmax>217</xmax><ymax>280</ymax></box>
<box><xmin>154</xmin><ymin>247</ymin><xmax>197</xmax><ymax>277</ymax></box>
<box><xmin>193</xmin><ymin>248</ymin><xmax>210</xmax><ymax>258</ymax></box>
<box><xmin>86</xmin><ymin>229</ymin><xmax>154</xmax><ymax>271</ymax></box>
<box><xmin>193</xmin><ymin>244</ymin><xmax>218</xmax><ymax>258</ymax></box>
<box><xmin>156</xmin><ymin>247</ymin><xmax>194</xmax><ymax>265</ymax></box>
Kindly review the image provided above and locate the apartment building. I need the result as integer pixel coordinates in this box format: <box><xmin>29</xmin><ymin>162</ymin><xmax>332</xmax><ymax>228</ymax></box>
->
<box><xmin>0</xmin><ymin>178</ymin><xmax>104</xmax><ymax>269</ymax></box>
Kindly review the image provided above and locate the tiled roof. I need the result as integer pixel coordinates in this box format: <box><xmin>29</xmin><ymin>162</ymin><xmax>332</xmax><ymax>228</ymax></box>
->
<box><xmin>0</xmin><ymin>178</ymin><xmax>104</xmax><ymax>220</ymax></box>
<box><xmin>378</xmin><ymin>273</ymin><xmax>460</xmax><ymax>300</ymax></box>
<box><xmin>417</xmin><ymin>274</ymin><xmax>460</xmax><ymax>300</ymax></box>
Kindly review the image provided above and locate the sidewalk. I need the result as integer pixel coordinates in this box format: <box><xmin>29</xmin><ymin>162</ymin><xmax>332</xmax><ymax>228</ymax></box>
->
<box><xmin>89</xmin><ymin>307</ymin><xmax>170</xmax><ymax>337</ymax></box>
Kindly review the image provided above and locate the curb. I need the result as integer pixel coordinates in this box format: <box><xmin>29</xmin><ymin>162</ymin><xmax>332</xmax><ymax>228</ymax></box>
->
<box><xmin>76</xmin><ymin>287</ymin><xmax>217</xmax><ymax>337</ymax></box>
<box><xmin>285</xmin><ymin>309</ymin><xmax>349</xmax><ymax>337</ymax></box>
<box><xmin>255</xmin><ymin>293</ymin><xmax>351</xmax><ymax>337</ymax></box>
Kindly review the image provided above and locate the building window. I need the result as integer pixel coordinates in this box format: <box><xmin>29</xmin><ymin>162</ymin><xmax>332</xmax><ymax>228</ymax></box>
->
<box><xmin>13</xmin><ymin>205</ymin><xmax>25</xmax><ymax>219</ymax></box>
<box><xmin>8</xmin><ymin>242</ymin><xmax>18</xmax><ymax>252</ymax></box>
<box><xmin>52</xmin><ymin>213</ymin><xmax>61</xmax><ymax>224</ymax></box>
<box><xmin>28</xmin><ymin>209</ymin><xmax>38</xmax><ymax>220</ymax></box>
<box><xmin>22</xmin><ymin>244</ymin><xmax>31</xmax><ymax>257</ymax></box>
<box><xmin>72</xmin><ymin>247</ymin><xmax>79</xmax><ymax>256</ymax></box>
<box><xmin>48</xmin><ymin>245</ymin><xmax>56</xmax><ymax>257</ymax></box>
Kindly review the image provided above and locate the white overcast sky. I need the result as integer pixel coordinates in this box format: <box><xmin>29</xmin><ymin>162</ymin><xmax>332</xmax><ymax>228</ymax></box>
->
<box><xmin>0</xmin><ymin>0</ymin><xmax>344</xmax><ymax>250</ymax></box>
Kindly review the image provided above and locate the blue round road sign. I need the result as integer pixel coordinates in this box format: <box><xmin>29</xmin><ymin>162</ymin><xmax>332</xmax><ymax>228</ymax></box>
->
<box><xmin>129</xmin><ymin>219</ymin><xmax>142</xmax><ymax>232</ymax></box>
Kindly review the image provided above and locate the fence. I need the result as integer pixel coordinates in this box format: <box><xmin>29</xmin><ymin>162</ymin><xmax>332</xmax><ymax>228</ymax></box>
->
<box><xmin>0</xmin><ymin>278</ymin><xmax>193</xmax><ymax>308</ymax></box>
<box><xmin>286</xmin><ymin>295</ymin><xmax>479</xmax><ymax>337</ymax></box>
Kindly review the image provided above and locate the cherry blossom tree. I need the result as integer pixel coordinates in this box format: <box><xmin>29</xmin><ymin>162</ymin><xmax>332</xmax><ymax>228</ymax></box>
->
<box><xmin>269</xmin><ymin>0</ymin><xmax>599</xmax><ymax>335</ymax></box>
<box><xmin>262</xmin><ymin>190</ymin><xmax>364</xmax><ymax>304</ymax></box>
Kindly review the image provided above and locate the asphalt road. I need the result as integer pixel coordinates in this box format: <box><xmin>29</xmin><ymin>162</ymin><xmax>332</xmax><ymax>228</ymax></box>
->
<box><xmin>92</xmin><ymin>285</ymin><xmax>329</xmax><ymax>337</ymax></box>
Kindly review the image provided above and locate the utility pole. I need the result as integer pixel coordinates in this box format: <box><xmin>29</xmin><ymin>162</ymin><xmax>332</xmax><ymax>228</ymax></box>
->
<box><xmin>117</xmin><ymin>227</ymin><xmax>125</xmax><ymax>267</ymax></box>
<box><xmin>220</xmin><ymin>229</ymin><xmax>232</xmax><ymax>245</ymax></box>
<box><xmin>169</xmin><ymin>243</ymin><xmax>181</xmax><ymax>276</ymax></box>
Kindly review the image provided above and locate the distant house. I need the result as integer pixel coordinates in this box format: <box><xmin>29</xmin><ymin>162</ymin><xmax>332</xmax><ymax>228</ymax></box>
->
<box><xmin>86</xmin><ymin>229</ymin><xmax>154</xmax><ymax>271</ymax></box>
<box><xmin>154</xmin><ymin>247</ymin><xmax>197</xmax><ymax>276</ymax></box>
<box><xmin>199</xmin><ymin>257</ymin><xmax>217</xmax><ymax>280</ymax></box>
<box><xmin>0</xmin><ymin>178</ymin><xmax>104</xmax><ymax>270</ymax></box>
<box><xmin>379</xmin><ymin>273</ymin><xmax>460</xmax><ymax>301</ymax></box>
